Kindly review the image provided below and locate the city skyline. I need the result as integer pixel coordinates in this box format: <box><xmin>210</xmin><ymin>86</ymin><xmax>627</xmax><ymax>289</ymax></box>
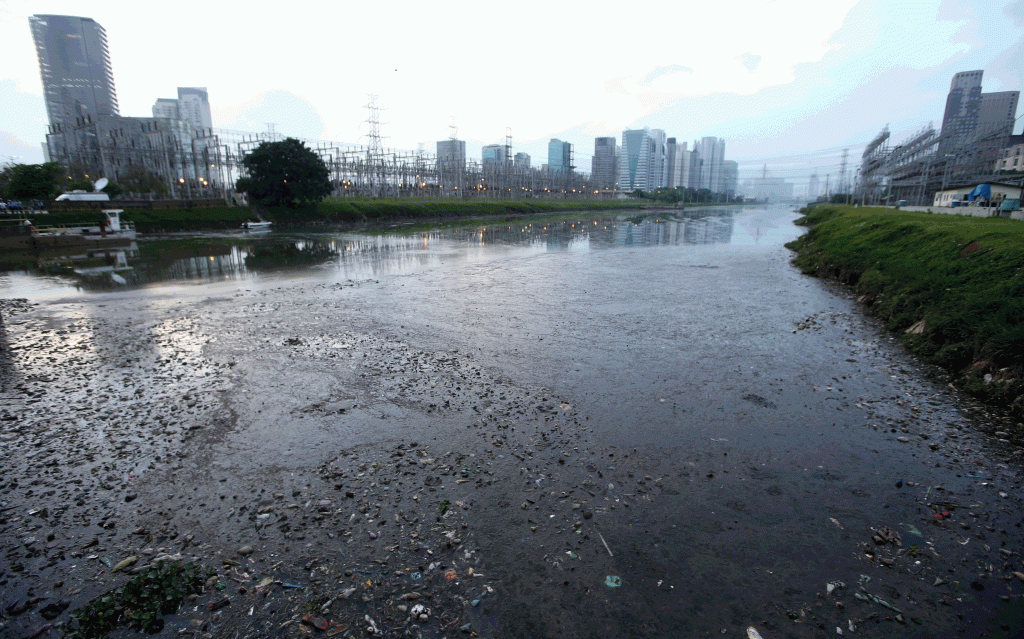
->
<box><xmin>1</xmin><ymin>0</ymin><xmax>1022</xmax><ymax>195</ymax></box>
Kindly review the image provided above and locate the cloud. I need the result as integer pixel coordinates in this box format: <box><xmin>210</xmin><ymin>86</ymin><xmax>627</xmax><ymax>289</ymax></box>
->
<box><xmin>641</xmin><ymin>65</ymin><xmax>694</xmax><ymax>85</ymax></box>
<box><xmin>212</xmin><ymin>90</ymin><xmax>327</xmax><ymax>141</ymax></box>
<box><xmin>0</xmin><ymin>79</ymin><xmax>47</xmax><ymax>161</ymax></box>
<box><xmin>741</xmin><ymin>53</ymin><xmax>762</xmax><ymax>72</ymax></box>
<box><xmin>0</xmin><ymin>130</ymin><xmax>44</xmax><ymax>164</ymax></box>
<box><xmin>604</xmin><ymin>77</ymin><xmax>631</xmax><ymax>96</ymax></box>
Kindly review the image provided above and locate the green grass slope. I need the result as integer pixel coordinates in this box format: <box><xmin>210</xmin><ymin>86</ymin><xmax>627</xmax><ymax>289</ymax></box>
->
<box><xmin>786</xmin><ymin>204</ymin><xmax>1024</xmax><ymax>424</ymax></box>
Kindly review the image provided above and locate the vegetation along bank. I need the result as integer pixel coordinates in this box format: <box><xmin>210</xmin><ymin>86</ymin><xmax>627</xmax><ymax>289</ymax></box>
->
<box><xmin>786</xmin><ymin>204</ymin><xmax>1024</xmax><ymax>430</ymax></box>
<box><xmin>34</xmin><ymin>197</ymin><xmax>656</xmax><ymax>233</ymax></box>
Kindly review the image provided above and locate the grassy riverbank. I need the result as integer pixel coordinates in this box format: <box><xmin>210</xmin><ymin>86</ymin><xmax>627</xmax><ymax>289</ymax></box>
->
<box><xmin>786</xmin><ymin>204</ymin><xmax>1024</xmax><ymax>425</ymax></box>
<box><xmin>26</xmin><ymin>197</ymin><xmax>651</xmax><ymax>233</ymax></box>
<box><xmin>313</xmin><ymin>196</ymin><xmax>647</xmax><ymax>221</ymax></box>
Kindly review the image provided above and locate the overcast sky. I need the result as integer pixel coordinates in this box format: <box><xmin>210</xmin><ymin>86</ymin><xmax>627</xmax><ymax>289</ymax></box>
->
<box><xmin>1</xmin><ymin>0</ymin><xmax>1021</xmax><ymax>195</ymax></box>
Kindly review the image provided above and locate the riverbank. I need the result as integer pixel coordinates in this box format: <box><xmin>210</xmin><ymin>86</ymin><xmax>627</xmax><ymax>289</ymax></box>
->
<box><xmin>29</xmin><ymin>198</ymin><xmax>653</xmax><ymax>233</ymax></box>
<box><xmin>785</xmin><ymin>204</ymin><xmax>1024</xmax><ymax>430</ymax></box>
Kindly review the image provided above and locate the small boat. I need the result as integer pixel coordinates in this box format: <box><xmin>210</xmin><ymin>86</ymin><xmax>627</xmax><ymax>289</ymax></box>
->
<box><xmin>31</xmin><ymin>209</ymin><xmax>136</xmax><ymax>248</ymax></box>
<box><xmin>3</xmin><ymin>210</ymin><xmax>136</xmax><ymax>250</ymax></box>
<box><xmin>241</xmin><ymin>220</ymin><xmax>272</xmax><ymax>231</ymax></box>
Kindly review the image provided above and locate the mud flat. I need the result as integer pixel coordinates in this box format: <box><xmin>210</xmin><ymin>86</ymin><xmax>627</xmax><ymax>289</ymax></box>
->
<box><xmin>1</xmin><ymin>210</ymin><xmax>1023</xmax><ymax>638</ymax></box>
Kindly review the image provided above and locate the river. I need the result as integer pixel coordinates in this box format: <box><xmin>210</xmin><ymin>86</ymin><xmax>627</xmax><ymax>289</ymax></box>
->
<box><xmin>0</xmin><ymin>205</ymin><xmax>1020</xmax><ymax>638</ymax></box>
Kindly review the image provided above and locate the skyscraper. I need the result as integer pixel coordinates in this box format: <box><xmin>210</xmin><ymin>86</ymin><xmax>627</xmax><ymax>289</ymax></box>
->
<box><xmin>591</xmin><ymin>137</ymin><xmax>618</xmax><ymax>189</ymax></box>
<box><xmin>649</xmin><ymin>129</ymin><xmax>667</xmax><ymax>189</ymax></box>
<box><xmin>695</xmin><ymin>137</ymin><xmax>726</xmax><ymax>192</ymax></box>
<box><xmin>177</xmin><ymin>87</ymin><xmax>213</xmax><ymax>131</ymax></box>
<box><xmin>30</xmin><ymin>14</ymin><xmax>119</xmax><ymax>130</ymax></box>
<box><xmin>938</xmin><ymin>70</ymin><xmax>1020</xmax><ymax>181</ymax></box>
<box><xmin>436</xmin><ymin>138</ymin><xmax>466</xmax><ymax>194</ymax></box>
<box><xmin>619</xmin><ymin>129</ymin><xmax>654</xmax><ymax>191</ymax></box>
<box><xmin>548</xmin><ymin>139</ymin><xmax>572</xmax><ymax>174</ymax></box>
<box><xmin>482</xmin><ymin>144</ymin><xmax>507</xmax><ymax>166</ymax></box>
<box><xmin>665</xmin><ymin>138</ymin><xmax>689</xmax><ymax>188</ymax></box>
<box><xmin>939</xmin><ymin>71</ymin><xmax>984</xmax><ymax>153</ymax></box>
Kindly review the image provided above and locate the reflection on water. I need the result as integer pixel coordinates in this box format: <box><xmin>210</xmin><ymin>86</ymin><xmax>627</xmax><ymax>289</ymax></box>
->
<box><xmin>0</xmin><ymin>207</ymin><xmax>798</xmax><ymax>298</ymax></box>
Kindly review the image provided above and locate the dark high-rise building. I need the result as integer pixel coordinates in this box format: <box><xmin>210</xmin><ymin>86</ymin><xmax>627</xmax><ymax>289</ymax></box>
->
<box><xmin>939</xmin><ymin>70</ymin><xmax>1019</xmax><ymax>151</ymax></box>
<box><xmin>30</xmin><ymin>15</ymin><xmax>119</xmax><ymax>130</ymax></box>
<box><xmin>939</xmin><ymin>71</ymin><xmax>984</xmax><ymax>153</ymax></box>
<box><xmin>592</xmin><ymin>137</ymin><xmax>618</xmax><ymax>189</ymax></box>
<box><xmin>436</xmin><ymin>138</ymin><xmax>466</xmax><ymax>194</ymax></box>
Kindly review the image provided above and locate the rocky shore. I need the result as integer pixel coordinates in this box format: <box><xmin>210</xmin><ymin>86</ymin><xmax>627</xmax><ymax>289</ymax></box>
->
<box><xmin>1</xmin><ymin>277</ymin><xmax>1023</xmax><ymax>638</ymax></box>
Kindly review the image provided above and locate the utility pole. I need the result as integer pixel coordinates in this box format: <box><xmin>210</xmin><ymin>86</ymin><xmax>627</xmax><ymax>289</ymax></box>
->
<box><xmin>504</xmin><ymin>127</ymin><xmax>512</xmax><ymax>199</ymax></box>
<box><xmin>838</xmin><ymin>148</ymin><xmax>848</xmax><ymax>197</ymax></box>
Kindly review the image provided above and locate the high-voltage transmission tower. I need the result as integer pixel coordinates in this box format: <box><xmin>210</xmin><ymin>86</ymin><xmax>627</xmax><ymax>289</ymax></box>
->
<box><xmin>838</xmin><ymin>148</ymin><xmax>849</xmax><ymax>195</ymax></box>
<box><xmin>504</xmin><ymin>127</ymin><xmax>513</xmax><ymax>198</ymax></box>
<box><xmin>365</xmin><ymin>94</ymin><xmax>387</xmax><ymax>197</ymax></box>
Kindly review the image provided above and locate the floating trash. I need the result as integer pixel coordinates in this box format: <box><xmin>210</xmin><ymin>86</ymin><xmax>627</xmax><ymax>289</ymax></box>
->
<box><xmin>605</xmin><ymin>575</ymin><xmax>622</xmax><ymax>588</ymax></box>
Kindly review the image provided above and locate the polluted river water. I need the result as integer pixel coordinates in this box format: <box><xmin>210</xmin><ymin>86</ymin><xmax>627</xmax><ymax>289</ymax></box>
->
<box><xmin>0</xmin><ymin>205</ymin><xmax>1021</xmax><ymax>638</ymax></box>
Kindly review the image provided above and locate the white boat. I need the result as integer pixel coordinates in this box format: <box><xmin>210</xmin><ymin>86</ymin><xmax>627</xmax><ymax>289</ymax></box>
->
<box><xmin>30</xmin><ymin>209</ymin><xmax>137</xmax><ymax>248</ymax></box>
<box><xmin>241</xmin><ymin>220</ymin><xmax>272</xmax><ymax>231</ymax></box>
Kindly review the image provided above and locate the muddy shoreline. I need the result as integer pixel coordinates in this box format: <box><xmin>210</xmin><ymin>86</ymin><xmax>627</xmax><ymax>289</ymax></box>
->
<box><xmin>2</xmin><ymin>222</ymin><xmax>1023</xmax><ymax>638</ymax></box>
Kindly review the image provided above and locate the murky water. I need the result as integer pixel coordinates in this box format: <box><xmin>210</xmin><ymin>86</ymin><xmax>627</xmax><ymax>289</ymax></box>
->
<box><xmin>2</xmin><ymin>204</ymin><xmax>1020</xmax><ymax>638</ymax></box>
<box><xmin>1</xmin><ymin>206</ymin><xmax>763</xmax><ymax>300</ymax></box>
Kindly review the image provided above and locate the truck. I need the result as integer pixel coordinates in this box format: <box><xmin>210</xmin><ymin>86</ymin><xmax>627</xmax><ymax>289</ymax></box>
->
<box><xmin>54</xmin><ymin>190</ymin><xmax>111</xmax><ymax>202</ymax></box>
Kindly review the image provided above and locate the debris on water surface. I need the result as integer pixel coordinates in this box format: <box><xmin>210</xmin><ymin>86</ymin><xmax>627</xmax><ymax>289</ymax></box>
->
<box><xmin>605</xmin><ymin>575</ymin><xmax>622</xmax><ymax>588</ymax></box>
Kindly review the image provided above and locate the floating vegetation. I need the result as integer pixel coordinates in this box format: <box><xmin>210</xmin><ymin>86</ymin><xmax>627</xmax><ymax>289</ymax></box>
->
<box><xmin>66</xmin><ymin>561</ymin><xmax>210</xmax><ymax>638</ymax></box>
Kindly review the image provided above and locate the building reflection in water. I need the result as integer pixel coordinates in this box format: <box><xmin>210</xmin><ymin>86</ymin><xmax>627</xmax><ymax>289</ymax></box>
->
<box><xmin>7</xmin><ymin>210</ymin><xmax>736</xmax><ymax>291</ymax></box>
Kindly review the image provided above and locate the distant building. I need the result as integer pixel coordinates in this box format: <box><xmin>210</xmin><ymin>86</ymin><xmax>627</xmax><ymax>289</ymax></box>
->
<box><xmin>940</xmin><ymin>71</ymin><xmax>984</xmax><ymax>153</ymax></box>
<box><xmin>591</xmin><ymin>137</ymin><xmax>618</xmax><ymax>189</ymax></box>
<box><xmin>940</xmin><ymin>70</ymin><xmax>1019</xmax><ymax>151</ymax></box>
<box><xmin>665</xmin><ymin>138</ymin><xmax>689</xmax><ymax>188</ymax></box>
<box><xmin>482</xmin><ymin>144</ymin><xmax>507</xmax><ymax>166</ymax></box>
<box><xmin>30</xmin><ymin>14</ymin><xmax>120</xmax><ymax>162</ymax></box>
<box><xmin>721</xmin><ymin>160</ymin><xmax>738</xmax><ymax>196</ymax></box>
<box><xmin>938</xmin><ymin>70</ymin><xmax>1019</xmax><ymax>187</ymax></box>
<box><xmin>688</xmin><ymin>147</ymin><xmax>703</xmax><ymax>191</ymax></box>
<box><xmin>177</xmin><ymin>87</ymin><xmax>213</xmax><ymax>131</ymax></box>
<box><xmin>152</xmin><ymin>98</ymin><xmax>179</xmax><ymax>120</ymax></box>
<box><xmin>514</xmin><ymin>152</ymin><xmax>531</xmax><ymax>169</ymax></box>
<box><xmin>695</xmin><ymin>137</ymin><xmax>726</xmax><ymax>192</ymax></box>
<box><xmin>548</xmin><ymin>139</ymin><xmax>572</xmax><ymax>174</ymax></box>
<box><xmin>808</xmin><ymin>172</ymin><xmax>820</xmax><ymax>200</ymax></box>
<box><xmin>619</xmin><ymin>129</ymin><xmax>654</xmax><ymax>191</ymax></box>
<box><xmin>649</xmin><ymin>129</ymin><xmax>667</xmax><ymax>188</ymax></box>
<box><xmin>436</xmin><ymin>139</ymin><xmax>466</xmax><ymax>169</ymax></box>
<box><xmin>436</xmin><ymin>138</ymin><xmax>466</xmax><ymax>193</ymax></box>
<box><xmin>30</xmin><ymin>14</ymin><xmax>119</xmax><ymax>129</ymax></box>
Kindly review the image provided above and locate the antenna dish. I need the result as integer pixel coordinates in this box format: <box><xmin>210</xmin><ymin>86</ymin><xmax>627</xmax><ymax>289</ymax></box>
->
<box><xmin>94</xmin><ymin>177</ymin><xmax>109</xmax><ymax>192</ymax></box>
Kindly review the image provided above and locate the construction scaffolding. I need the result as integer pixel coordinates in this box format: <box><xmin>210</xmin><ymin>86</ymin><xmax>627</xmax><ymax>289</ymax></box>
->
<box><xmin>858</xmin><ymin>126</ymin><xmax>891</xmax><ymax>204</ymax></box>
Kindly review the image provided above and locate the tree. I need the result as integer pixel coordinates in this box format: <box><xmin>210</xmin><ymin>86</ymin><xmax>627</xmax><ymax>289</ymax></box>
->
<box><xmin>4</xmin><ymin>162</ymin><xmax>64</xmax><ymax>200</ymax></box>
<box><xmin>236</xmin><ymin>138</ymin><xmax>330</xmax><ymax>207</ymax></box>
<box><xmin>101</xmin><ymin>181</ymin><xmax>124</xmax><ymax>198</ymax></box>
<box><xmin>120</xmin><ymin>165</ymin><xmax>168</xmax><ymax>198</ymax></box>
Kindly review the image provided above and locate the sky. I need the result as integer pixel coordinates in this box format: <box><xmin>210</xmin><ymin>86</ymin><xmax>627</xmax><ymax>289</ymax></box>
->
<box><xmin>1</xmin><ymin>0</ymin><xmax>1022</xmax><ymax>196</ymax></box>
